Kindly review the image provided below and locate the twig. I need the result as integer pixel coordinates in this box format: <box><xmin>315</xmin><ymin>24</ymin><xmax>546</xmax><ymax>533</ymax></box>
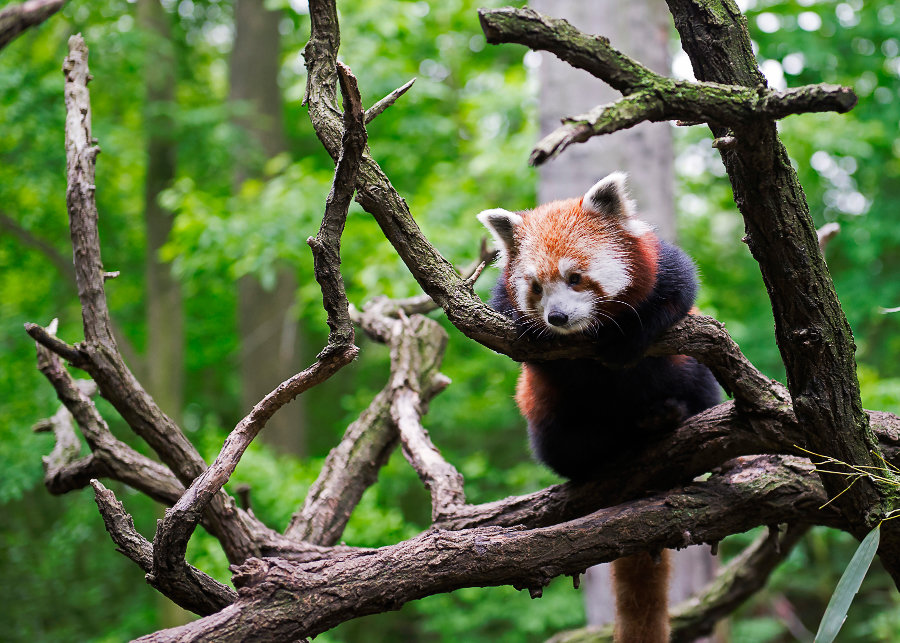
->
<box><xmin>365</xmin><ymin>77</ymin><xmax>415</xmax><ymax>124</ymax></box>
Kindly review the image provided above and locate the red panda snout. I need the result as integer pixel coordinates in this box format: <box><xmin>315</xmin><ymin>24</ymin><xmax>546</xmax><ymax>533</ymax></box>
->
<box><xmin>520</xmin><ymin>276</ymin><xmax>598</xmax><ymax>335</ymax></box>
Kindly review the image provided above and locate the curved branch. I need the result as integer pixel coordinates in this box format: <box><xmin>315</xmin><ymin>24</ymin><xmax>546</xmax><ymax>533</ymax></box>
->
<box><xmin>152</xmin><ymin>59</ymin><xmax>365</xmax><ymax>596</ymax></box>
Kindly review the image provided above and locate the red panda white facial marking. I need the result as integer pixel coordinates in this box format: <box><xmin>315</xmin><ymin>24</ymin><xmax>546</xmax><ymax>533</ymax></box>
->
<box><xmin>477</xmin><ymin>173</ymin><xmax>656</xmax><ymax>335</ymax></box>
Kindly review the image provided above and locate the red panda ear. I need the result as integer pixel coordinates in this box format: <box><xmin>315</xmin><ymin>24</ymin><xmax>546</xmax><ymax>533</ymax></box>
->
<box><xmin>477</xmin><ymin>208</ymin><xmax>522</xmax><ymax>259</ymax></box>
<box><xmin>583</xmin><ymin>172</ymin><xmax>634</xmax><ymax>219</ymax></box>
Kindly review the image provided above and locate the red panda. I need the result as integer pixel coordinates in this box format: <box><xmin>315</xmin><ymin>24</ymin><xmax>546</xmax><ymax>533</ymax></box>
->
<box><xmin>478</xmin><ymin>172</ymin><xmax>720</xmax><ymax>643</ymax></box>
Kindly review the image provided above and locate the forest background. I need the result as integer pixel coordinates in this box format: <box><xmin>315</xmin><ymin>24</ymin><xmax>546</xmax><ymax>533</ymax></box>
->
<box><xmin>2</xmin><ymin>0</ymin><xmax>899</xmax><ymax>641</ymax></box>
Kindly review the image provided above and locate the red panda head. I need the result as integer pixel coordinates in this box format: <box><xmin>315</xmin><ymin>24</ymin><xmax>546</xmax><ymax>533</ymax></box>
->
<box><xmin>478</xmin><ymin>172</ymin><xmax>659</xmax><ymax>335</ymax></box>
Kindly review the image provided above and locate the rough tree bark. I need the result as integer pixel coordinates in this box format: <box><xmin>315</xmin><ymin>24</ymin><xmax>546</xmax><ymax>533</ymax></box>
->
<box><xmin>21</xmin><ymin>1</ymin><xmax>900</xmax><ymax>641</ymax></box>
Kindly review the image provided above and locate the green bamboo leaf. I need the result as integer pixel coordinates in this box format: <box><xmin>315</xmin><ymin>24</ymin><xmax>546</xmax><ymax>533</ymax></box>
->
<box><xmin>814</xmin><ymin>525</ymin><xmax>881</xmax><ymax>643</ymax></box>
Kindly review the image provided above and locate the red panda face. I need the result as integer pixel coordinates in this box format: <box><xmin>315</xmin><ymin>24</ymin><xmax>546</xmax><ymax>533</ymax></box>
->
<box><xmin>478</xmin><ymin>173</ymin><xmax>657</xmax><ymax>336</ymax></box>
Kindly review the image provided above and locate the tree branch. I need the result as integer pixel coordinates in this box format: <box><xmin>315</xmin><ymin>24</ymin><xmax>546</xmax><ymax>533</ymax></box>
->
<box><xmin>665</xmin><ymin>0</ymin><xmax>900</xmax><ymax>576</ymax></box>
<box><xmin>51</xmin><ymin>34</ymin><xmax>263</xmax><ymax>563</ymax></box>
<box><xmin>529</xmin><ymin>83</ymin><xmax>856</xmax><ymax>165</ymax></box>
<box><xmin>364</xmin><ymin>77</ymin><xmax>415</xmax><ymax>124</ymax></box>
<box><xmin>0</xmin><ymin>0</ymin><xmax>66</xmax><ymax>52</ymax></box>
<box><xmin>151</xmin><ymin>59</ymin><xmax>365</xmax><ymax>601</ymax></box>
<box><xmin>91</xmin><ymin>480</ymin><xmax>238</xmax><ymax>616</ymax></box>
<box><xmin>547</xmin><ymin>524</ymin><xmax>810</xmax><ymax>643</ymax></box>
<box><xmin>134</xmin><ymin>456</ymin><xmax>837</xmax><ymax>643</ymax></box>
<box><xmin>386</xmin><ymin>313</ymin><xmax>463</xmax><ymax>520</ymax></box>
<box><xmin>478</xmin><ymin>7</ymin><xmax>856</xmax><ymax>165</ymax></box>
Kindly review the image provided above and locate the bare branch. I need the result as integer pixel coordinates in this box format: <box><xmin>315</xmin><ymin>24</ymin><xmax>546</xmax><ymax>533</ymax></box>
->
<box><xmin>91</xmin><ymin>480</ymin><xmax>238</xmax><ymax>616</ymax></box>
<box><xmin>63</xmin><ymin>34</ymin><xmax>116</xmax><ymax>349</ymax></box>
<box><xmin>285</xmin><ymin>306</ymin><xmax>454</xmax><ymax>543</ymax></box>
<box><xmin>0</xmin><ymin>0</ymin><xmax>66</xmax><ymax>52</ymax></box>
<box><xmin>307</xmin><ymin>61</ymin><xmax>365</xmax><ymax>355</ymax></box>
<box><xmin>152</xmin><ymin>58</ymin><xmax>365</xmax><ymax>596</ymax></box>
<box><xmin>151</xmin><ymin>346</ymin><xmax>357</xmax><ymax>606</ymax></box>
<box><xmin>478</xmin><ymin>8</ymin><xmax>855</xmax><ymax>165</ymax></box>
<box><xmin>479</xmin><ymin>7</ymin><xmax>654</xmax><ymax>95</ymax></box>
<box><xmin>531</xmin><ymin>82</ymin><xmax>856</xmax><ymax>165</ymax></box>
<box><xmin>387</xmin><ymin>314</ymin><xmax>464</xmax><ymax>520</ymax></box>
<box><xmin>365</xmin><ymin>77</ymin><xmax>415</xmax><ymax>124</ymax></box>
<box><xmin>25</xmin><ymin>321</ymin><xmax>87</xmax><ymax>367</ymax></box>
<box><xmin>646</xmin><ymin>314</ymin><xmax>788</xmax><ymax>412</ymax></box>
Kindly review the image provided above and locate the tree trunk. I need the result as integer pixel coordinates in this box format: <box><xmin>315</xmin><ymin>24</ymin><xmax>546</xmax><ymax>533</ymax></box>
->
<box><xmin>229</xmin><ymin>0</ymin><xmax>307</xmax><ymax>456</ymax></box>
<box><xmin>529</xmin><ymin>0</ymin><xmax>717</xmax><ymax>633</ymax></box>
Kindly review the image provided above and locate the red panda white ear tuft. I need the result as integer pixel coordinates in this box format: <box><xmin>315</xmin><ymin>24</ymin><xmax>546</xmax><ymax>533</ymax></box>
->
<box><xmin>583</xmin><ymin>172</ymin><xmax>652</xmax><ymax>236</ymax></box>
<box><xmin>477</xmin><ymin>208</ymin><xmax>523</xmax><ymax>262</ymax></box>
<box><xmin>583</xmin><ymin>172</ymin><xmax>635</xmax><ymax>219</ymax></box>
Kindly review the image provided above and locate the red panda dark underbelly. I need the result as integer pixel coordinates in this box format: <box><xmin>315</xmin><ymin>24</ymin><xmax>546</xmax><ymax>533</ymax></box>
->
<box><xmin>520</xmin><ymin>355</ymin><xmax>716</xmax><ymax>481</ymax></box>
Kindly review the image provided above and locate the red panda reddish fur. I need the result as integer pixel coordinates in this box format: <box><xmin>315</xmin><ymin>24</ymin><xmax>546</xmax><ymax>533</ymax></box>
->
<box><xmin>478</xmin><ymin>173</ymin><xmax>720</xmax><ymax>643</ymax></box>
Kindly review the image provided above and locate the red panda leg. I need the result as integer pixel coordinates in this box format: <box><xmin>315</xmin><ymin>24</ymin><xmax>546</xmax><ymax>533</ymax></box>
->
<box><xmin>612</xmin><ymin>550</ymin><xmax>671</xmax><ymax>643</ymax></box>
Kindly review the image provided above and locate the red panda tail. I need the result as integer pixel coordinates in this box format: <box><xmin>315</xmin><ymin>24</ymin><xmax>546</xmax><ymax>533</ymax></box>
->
<box><xmin>611</xmin><ymin>550</ymin><xmax>671</xmax><ymax>642</ymax></box>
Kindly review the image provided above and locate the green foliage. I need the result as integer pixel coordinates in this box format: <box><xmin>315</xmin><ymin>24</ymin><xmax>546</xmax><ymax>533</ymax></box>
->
<box><xmin>815</xmin><ymin>525</ymin><xmax>881</xmax><ymax>643</ymax></box>
<box><xmin>2</xmin><ymin>0</ymin><xmax>900</xmax><ymax>641</ymax></box>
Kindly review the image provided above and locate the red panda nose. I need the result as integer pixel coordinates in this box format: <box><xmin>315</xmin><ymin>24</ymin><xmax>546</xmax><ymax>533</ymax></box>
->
<box><xmin>548</xmin><ymin>311</ymin><xmax>569</xmax><ymax>327</ymax></box>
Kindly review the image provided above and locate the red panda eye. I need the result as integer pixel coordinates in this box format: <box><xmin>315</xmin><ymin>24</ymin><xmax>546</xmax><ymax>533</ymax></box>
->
<box><xmin>568</xmin><ymin>273</ymin><xmax>581</xmax><ymax>286</ymax></box>
<box><xmin>531</xmin><ymin>281</ymin><xmax>542</xmax><ymax>295</ymax></box>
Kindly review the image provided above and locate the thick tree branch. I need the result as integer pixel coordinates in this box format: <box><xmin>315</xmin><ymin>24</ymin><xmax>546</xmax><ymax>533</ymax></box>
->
<box><xmin>478</xmin><ymin>7</ymin><xmax>856</xmax><ymax>165</ymax></box>
<box><xmin>547</xmin><ymin>524</ymin><xmax>810</xmax><ymax>643</ymax></box>
<box><xmin>0</xmin><ymin>0</ymin><xmax>66</xmax><ymax>52</ymax></box>
<box><xmin>665</xmin><ymin>0</ymin><xmax>900</xmax><ymax>575</ymax></box>
<box><xmin>134</xmin><ymin>456</ymin><xmax>836</xmax><ymax>643</ymax></box>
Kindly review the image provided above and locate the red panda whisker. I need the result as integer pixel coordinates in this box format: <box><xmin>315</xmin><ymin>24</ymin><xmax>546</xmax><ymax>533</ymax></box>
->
<box><xmin>593</xmin><ymin>311</ymin><xmax>624</xmax><ymax>336</ymax></box>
